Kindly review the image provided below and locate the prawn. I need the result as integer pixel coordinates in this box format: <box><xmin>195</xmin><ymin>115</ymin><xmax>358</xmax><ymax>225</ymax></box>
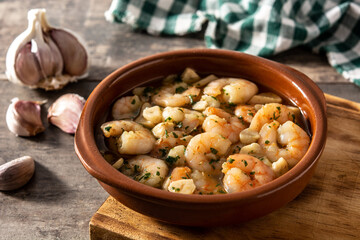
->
<box><xmin>111</xmin><ymin>95</ymin><xmax>142</xmax><ymax>120</ymax></box>
<box><xmin>249</xmin><ymin>103</ymin><xmax>291</xmax><ymax>132</ymax></box>
<box><xmin>185</xmin><ymin>132</ymin><xmax>231</xmax><ymax>175</ymax></box>
<box><xmin>202</xmin><ymin>107</ymin><xmax>246</xmax><ymax>143</ymax></box>
<box><xmin>101</xmin><ymin>120</ymin><xmax>155</xmax><ymax>155</ymax></box>
<box><xmin>135</xmin><ymin>103</ymin><xmax>162</xmax><ymax>128</ymax></box>
<box><xmin>203</xmin><ymin>78</ymin><xmax>258</xmax><ymax>104</ymax></box>
<box><xmin>161</xmin><ymin>107</ymin><xmax>205</xmax><ymax>134</ymax></box>
<box><xmin>234</xmin><ymin>105</ymin><xmax>256</xmax><ymax>125</ymax></box>
<box><xmin>222</xmin><ymin>154</ymin><xmax>275</xmax><ymax>193</ymax></box>
<box><xmin>151</xmin><ymin>135</ymin><xmax>193</xmax><ymax>159</ymax></box>
<box><xmin>259</xmin><ymin>121</ymin><xmax>310</xmax><ymax>167</ymax></box>
<box><xmin>121</xmin><ymin>155</ymin><xmax>168</xmax><ymax>188</ymax></box>
<box><xmin>152</xmin><ymin>82</ymin><xmax>200</xmax><ymax>107</ymax></box>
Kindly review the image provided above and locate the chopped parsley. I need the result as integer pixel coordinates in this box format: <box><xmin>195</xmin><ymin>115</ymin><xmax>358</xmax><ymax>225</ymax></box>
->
<box><xmin>248</xmin><ymin>112</ymin><xmax>254</xmax><ymax>116</ymax></box>
<box><xmin>238</xmin><ymin>116</ymin><xmax>245</xmax><ymax>125</ymax></box>
<box><xmin>165</xmin><ymin>117</ymin><xmax>172</xmax><ymax>122</ymax></box>
<box><xmin>139</xmin><ymin>172</ymin><xmax>151</xmax><ymax>181</ymax></box>
<box><xmin>218</xmin><ymin>189</ymin><xmax>226</xmax><ymax>194</ymax></box>
<box><xmin>242</xmin><ymin>159</ymin><xmax>248</xmax><ymax>167</ymax></box>
<box><xmin>131</xmin><ymin>99</ymin><xmax>136</xmax><ymax>104</ymax></box>
<box><xmin>272</xmin><ymin>107</ymin><xmax>281</xmax><ymax>120</ymax></box>
<box><xmin>104</xmin><ymin>126</ymin><xmax>112</xmax><ymax>132</ymax></box>
<box><xmin>228</xmin><ymin>158</ymin><xmax>235</xmax><ymax>163</ymax></box>
<box><xmin>159</xmin><ymin>148</ymin><xmax>167</xmax><ymax>157</ymax></box>
<box><xmin>165</xmin><ymin>155</ymin><xmax>179</xmax><ymax>165</ymax></box>
<box><xmin>165</xmin><ymin>130</ymin><xmax>169</xmax><ymax>138</ymax></box>
<box><xmin>143</xmin><ymin>87</ymin><xmax>154</xmax><ymax>97</ymax></box>
<box><xmin>134</xmin><ymin>165</ymin><xmax>139</xmax><ymax>173</ymax></box>
<box><xmin>265</xmin><ymin>140</ymin><xmax>270</xmax><ymax>144</ymax></box>
<box><xmin>172</xmin><ymin>132</ymin><xmax>178</xmax><ymax>138</ymax></box>
<box><xmin>175</xmin><ymin>86</ymin><xmax>187</xmax><ymax>94</ymax></box>
<box><xmin>156</xmin><ymin>171</ymin><xmax>160</xmax><ymax>176</ymax></box>
<box><xmin>250</xmin><ymin>171</ymin><xmax>255</xmax><ymax>175</ymax></box>
<box><xmin>209</xmin><ymin>159</ymin><xmax>219</xmax><ymax>164</ymax></box>
<box><xmin>210</xmin><ymin>147</ymin><xmax>218</xmax><ymax>154</ymax></box>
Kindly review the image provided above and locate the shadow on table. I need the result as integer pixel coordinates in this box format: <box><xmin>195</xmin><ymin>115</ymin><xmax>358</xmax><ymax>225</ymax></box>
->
<box><xmin>1</xmin><ymin>161</ymin><xmax>69</xmax><ymax>203</ymax></box>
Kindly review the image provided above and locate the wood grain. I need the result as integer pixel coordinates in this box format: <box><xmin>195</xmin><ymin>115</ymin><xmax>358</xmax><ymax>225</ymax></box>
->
<box><xmin>90</xmin><ymin>95</ymin><xmax>360</xmax><ymax>240</ymax></box>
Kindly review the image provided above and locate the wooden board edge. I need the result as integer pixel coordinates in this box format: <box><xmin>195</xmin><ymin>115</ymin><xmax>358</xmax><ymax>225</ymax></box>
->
<box><xmin>90</xmin><ymin>212</ymin><xmax>133</xmax><ymax>240</ymax></box>
<box><xmin>324</xmin><ymin>93</ymin><xmax>360</xmax><ymax>112</ymax></box>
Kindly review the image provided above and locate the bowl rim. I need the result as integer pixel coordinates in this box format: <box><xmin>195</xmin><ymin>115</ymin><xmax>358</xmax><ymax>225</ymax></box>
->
<box><xmin>75</xmin><ymin>49</ymin><xmax>327</xmax><ymax>204</ymax></box>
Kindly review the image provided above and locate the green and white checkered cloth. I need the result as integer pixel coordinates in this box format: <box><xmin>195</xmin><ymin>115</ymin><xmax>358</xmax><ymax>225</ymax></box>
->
<box><xmin>105</xmin><ymin>0</ymin><xmax>360</xmax><ymax>86</ymax></box>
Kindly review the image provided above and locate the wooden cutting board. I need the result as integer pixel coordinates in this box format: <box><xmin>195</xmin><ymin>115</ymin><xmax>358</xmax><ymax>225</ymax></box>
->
<box><xmin>89</xmin><ymin>94</ymin><xmax>360</xmax><ymax>240</ymax></box>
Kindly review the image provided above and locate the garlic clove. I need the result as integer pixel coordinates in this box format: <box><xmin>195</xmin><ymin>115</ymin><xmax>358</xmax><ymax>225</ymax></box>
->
<box><xmin>14</xmin><ymin>42</ymin><xmax>43</xmax><ymax>85</ymax></box>
<box><xmin>33</xmin><ymin>34</ymin><xmax>64</xmax><ymax>79</ymax></box>
<box><xmin>0</xmin><ymin>156</ymin><xmax>35</xmax><ymax>191</ymax></box>
<box><xmin>6</xmin><ymin>98</ymin><xmax>45</xmax><ymax>137</ymax></box>
<box><xmin>47</xmin><ymin>93</ymin><xmax>86</xmax><ymax>134</ymax></box>
<box><xmin>50</xmin><ymin>29</ymin><xmax>88</xmax><ymax>76</ymax></box>
<box><xmin>6</xmin><ymin>8</ymin><xmax>89</xmax><ymax>90</ymax></box>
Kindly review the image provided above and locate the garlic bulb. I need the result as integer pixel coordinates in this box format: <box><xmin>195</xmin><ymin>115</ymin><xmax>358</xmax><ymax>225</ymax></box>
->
<box><xmin>0</xmin><ymin>156</ymin><xmax>35</xmax><ymax>191</ymax></box>
<box><xmin>47</xmin><ymin>93</ymin><xmax>86</xmax><ymax>134</ymax></box>
<box><xmin>6</xmin><ymin>98</ymin><xmax>45</xmax><ymax>137</ymax></box>
<box><xmin>6</xmin><ymin>9</ymin><xmax>89</xmax><ymax>90</ymax></box>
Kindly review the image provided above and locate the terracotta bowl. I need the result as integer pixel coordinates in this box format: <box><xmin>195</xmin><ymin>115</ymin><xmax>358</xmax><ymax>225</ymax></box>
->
<box><xmin>75</xmin><ymin>49</ymin><xmax>327</xmax><ymax>226</ymax></box>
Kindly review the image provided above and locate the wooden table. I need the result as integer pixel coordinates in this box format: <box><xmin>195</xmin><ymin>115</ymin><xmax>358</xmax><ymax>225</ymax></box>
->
<box><xmin>0</xmin><ymin>1</ymin><xmax>359</xmax><ymax>239</ymax></box>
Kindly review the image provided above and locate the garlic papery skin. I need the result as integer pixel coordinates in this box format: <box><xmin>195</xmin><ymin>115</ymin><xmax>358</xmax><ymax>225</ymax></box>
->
<box><xmin>47</xmin><ymin>93</ymin><xmax>86</xmax><ymax>134</ymax></box>
<box><xmin>6</xmin><ymin>98</ymin><xmax>46</xmax><ymax>137</ymax></box>
<box><xmin>6</xmin><ymin>8</ymin><xmax>89</xmax><ymax>90</ymax></box>
<box><xmin>0</xmin><ymin>156</ymin><xmax>35</xmax><ymax>191</ymax></box>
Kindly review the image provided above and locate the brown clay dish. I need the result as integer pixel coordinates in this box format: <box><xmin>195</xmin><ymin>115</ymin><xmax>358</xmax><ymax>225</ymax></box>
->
<box><xmin>75</xmin><ymin>49</ymin><xmax>327</xmax><ymax>226</ymax></box>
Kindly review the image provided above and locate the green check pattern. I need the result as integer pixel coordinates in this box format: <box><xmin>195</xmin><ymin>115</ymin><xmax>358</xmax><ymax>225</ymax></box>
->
<box><xmin>106</xmin><ymin>0</ymin><xmax>360</xmax><ymax>86</ymax></box>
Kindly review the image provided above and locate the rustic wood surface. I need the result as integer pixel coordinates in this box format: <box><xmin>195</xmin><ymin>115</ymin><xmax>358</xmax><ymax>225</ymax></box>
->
<box><xmin>0</xmin><ymin>0</ymin><xmax>359</xmax><ymax>239</ymax></box>
<box><xmin>91</xmin><ymin>94</ymin><xmax>360</xmax><ymax>240</ymax></box>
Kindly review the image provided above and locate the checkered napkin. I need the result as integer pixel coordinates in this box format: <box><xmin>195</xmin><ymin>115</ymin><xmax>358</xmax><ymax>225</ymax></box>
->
<box><xmin>105</xmin><ymin>0</ymin><xmax>360</xmax><ymax>86</ymax></box>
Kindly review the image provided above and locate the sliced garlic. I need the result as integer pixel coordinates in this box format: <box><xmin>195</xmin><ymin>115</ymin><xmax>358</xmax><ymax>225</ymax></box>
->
<box><xmin>47</xmin><ymin>93</ymin><xmax>86</xmax><ymax>134</ymax></box>
<box><xmin>240</xmin><ymin>143</ymin><xmax>263</xmax><ymax>157</ymax></box>
<box><xmin>248</xmin><ymin>92</ymin><xmax>282</xmax><ymax>104</ymax></box>
<box><xmin>272</xmin><ymin>157</ymin><xmax>289</xmax><ymax>177</ymax></box>
<box><xmin>112</xmin><ymin>158</ymin><xmax>124</xmax><ymax>170</ymax></box>
<box><xmin>6</xmin><ymin>98</ymin><xmax>45</xmax><ymax>137</ymax></box>
<box><xmin>181</xmin><ymin>68</ymin><xmax>200</xmax><ymax>83</ymax></box>
<box><xmin>6</xmin><ymin>8</ymin><xmax>89</xmax><ymax>90</ymax></box>
<box><xmin>168</xmin><ymin>179</ymin><xmax>196</xmax><ymax>194</ymax></box>
<box><xmin>239</xmin><ymin>128</ymin><xmax>260</xmax><ymax>144</ymax></box>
